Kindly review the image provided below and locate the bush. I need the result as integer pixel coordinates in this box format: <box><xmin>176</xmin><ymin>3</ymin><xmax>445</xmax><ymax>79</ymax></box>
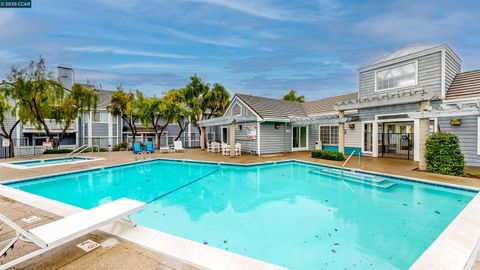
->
<box><xmin>113</xmin><ymin>142</ymin><xmax>128</xmax><ymax>151</ymax></box>
<box><xmin>43</xmin><ymin>148</ymin><xmax>73</xmax><ymax>154</ymax></box>
<box><xmin>425</xmin><ymin>132</ymin><xmax>464</xmax><ymax>176</ymax></box>
<box><xmin>311</xmin><ymin>150</ymin><xmax>345</xmax><ymax>161</ymax></box>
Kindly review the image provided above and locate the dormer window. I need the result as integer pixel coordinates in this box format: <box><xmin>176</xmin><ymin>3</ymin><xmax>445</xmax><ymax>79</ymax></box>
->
<box><xmin>232</xmin><ymin>103</ymin><xmax>242</xmax><ymax>116</ymax></box>
<box><xmin>375</xmin><ymin>61</ymin><xmax>417</xmax><ymax>91</ymax></box>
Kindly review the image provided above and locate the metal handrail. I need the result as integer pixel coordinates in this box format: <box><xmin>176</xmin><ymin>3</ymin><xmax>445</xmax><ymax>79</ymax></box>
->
<box><xmin>66</xmin><ymin>145</ymin><xmax>89</xmax><ymax>158</ymax></box>
<box><xmin>341</xmin><ymin>150</ymin><xmax>360</xmax><ymax>178</ymax></box>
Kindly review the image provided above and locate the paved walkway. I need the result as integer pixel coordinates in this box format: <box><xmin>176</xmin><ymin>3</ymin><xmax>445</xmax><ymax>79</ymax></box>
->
<box><xmin>1</xmin><ymin>149</ymin><xmax>479</xmax><ymax>269</ymax></box>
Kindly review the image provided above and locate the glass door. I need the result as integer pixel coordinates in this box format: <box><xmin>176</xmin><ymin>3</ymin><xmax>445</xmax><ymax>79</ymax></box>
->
<box><xmin>292</xmin><ymin>126</ymin><xmax>308</xmax><ymax>150</ymax></box>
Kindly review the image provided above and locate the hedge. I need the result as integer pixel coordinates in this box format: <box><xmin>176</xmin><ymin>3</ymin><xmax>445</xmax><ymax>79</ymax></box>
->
<box><xmin>43</xmin><ymin>149</ymin><xmax>73</xmax><ymax>154</ymax></box>
<box><xmin>311</xmin><ymin>150</ymin><xmax>345</xmax><ymax>161</ymax></box>
<box><xmin>425</xmin><ymin>132</ymin><xmax>464</xmax><ymax>176</ymax></box>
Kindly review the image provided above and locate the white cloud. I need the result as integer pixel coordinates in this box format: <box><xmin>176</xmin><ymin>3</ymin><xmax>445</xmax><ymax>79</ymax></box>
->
<box><xmin>109</xmin><ymin>62</ymin><xmax>220</xmax><ymax>73</ymax></box>
<box><xmin>63</xmin><ymin>46</ymin><xmax>195</xmax><ymax>59</ymax></box>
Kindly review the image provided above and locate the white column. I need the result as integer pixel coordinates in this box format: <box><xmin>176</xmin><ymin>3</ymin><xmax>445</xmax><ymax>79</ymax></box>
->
<box><xmin>107</xmin><ymin>113</ymin><xmax>113</xmax><ymax>146</ymax></box>
<box><xmin>414</xmin><ymin>119</ymin><xmax>420</xmax><ymax>161</ymax></box>
<box><xmin>75</xmin><ymin>117</ymin><xmax>79</xmax><ymax>147</ymax></box>
<box><xmin>372</xmin><ymin>121</ymin><xmax>378</xmax><ymax>157</ymax></box>
<box><xmin>187</xmin><ymin>118</ymin><xmax>192</xmax><ymax>147</ymax></box>
<box><xmin>88</xmin><ymin>111</ymin><xmax>93</xmax><ymax>146</ymax></box>
<box><xmin>257</xmin><ymin>122</ymin><xmax>261</xmax><ymax>156</ymax></box>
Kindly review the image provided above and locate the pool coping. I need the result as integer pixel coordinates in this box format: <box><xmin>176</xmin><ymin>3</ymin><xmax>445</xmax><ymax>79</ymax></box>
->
<box><xmin>1</xmin><ymin>157</ymin><xmax>480</xmax><ymax>269</ymax></box>
<box><xmin>0</xmin><ymin>156</ymin><xmax>104</xmax><ymax>170</ymax></box>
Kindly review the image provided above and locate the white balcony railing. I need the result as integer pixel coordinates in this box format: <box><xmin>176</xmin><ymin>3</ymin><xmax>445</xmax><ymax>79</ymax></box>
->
<box><xmin>23</xmin><ymin>119</ymin><xmax>77</xmax><ymax>133</ymax></box>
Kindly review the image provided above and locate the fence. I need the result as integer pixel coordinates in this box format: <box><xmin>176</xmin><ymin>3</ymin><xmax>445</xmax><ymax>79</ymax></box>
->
<box><xmin>379</xmin><ymin>133</ymin><xmax>413</xmax><ymax>160</ymax></box>
<box><xmin>0</xmin><ymin>138</ymin><xmax>77</xmax><ymax>159</ymax></box>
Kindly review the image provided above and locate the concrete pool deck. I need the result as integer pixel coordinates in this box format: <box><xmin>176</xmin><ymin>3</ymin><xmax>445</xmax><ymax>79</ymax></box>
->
<box><xmin>1</xmin><ymin>149</ymin><xmax>480</xmax><ymax>269</ymax></box>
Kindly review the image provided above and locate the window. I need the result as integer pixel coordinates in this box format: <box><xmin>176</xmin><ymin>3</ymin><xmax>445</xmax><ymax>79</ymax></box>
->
<box><xmin>232</xmin><ymin>103</ymin><xmax>242</xmax><ymax>116</ymax></box>
<box><xmin>320</xmin><ymin>126</ymin><xmax>338</xmax><ymax>145</ymax></box>
<box><xmin>93</xmin><ymin>112</ymin><xmax>108</xmax><ymax>123</ymax></box>
<box><xmin>364</xmin><ymin>123</ymin><xmax>373</xmax><ymax>152</ymax></box>
<box><xmin>376</xmin><ymin>62</ymin><xmax>417</xmax><ymax>91</ymax></box>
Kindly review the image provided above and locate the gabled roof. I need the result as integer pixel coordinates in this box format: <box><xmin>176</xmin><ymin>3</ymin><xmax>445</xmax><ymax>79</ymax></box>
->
<box><xmin>236</xmin><ymin>93</ymin><xmax>306</xmax><ymax>120</ymax></box>
<box><xmin>303</xmin><ymin>92</ymin><xmax>358</xmax><ymax>115</ymax></box>
<box><xmin>235</xmin><ymin>92</ymin><xmax>358</xmax><ymax>120</ymax></box>
<box><xmin>446</xmin><ymin>70</ymin><xmax>480</xmax><ymax>100</ymax></box>
<box><xmin>371</xmin><ymin>45</ymin><xmax>441</xmax><ymax>65</ymax></box>
<box><xmin>359</xmin><ymin>44</ymin><xmax>460</xmax><ymax>72</ymax></box>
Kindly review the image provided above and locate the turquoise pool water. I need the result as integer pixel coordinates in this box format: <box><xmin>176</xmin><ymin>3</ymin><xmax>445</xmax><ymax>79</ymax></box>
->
<box><xmin>7</xmin><ymin>160</ymin><xmax>475</xmax><ymax>269</ymax></box>
<box><xmin>10</xmin><ymin>157</ymin><xmax>92</xmax><ymax>167</ymax></box>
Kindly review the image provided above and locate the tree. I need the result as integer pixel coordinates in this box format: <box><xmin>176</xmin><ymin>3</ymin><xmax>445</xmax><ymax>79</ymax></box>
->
<box><xmin>108</xmin><ymin>88</ymin><xmax>140</xmax><ymax>143</ymax></box>
<box><xmin>2</xmin><ymin>57</ymin><xmax>98</xmax><ymax>148</ymax></box>
<box><xmin>183</xmin><ymin>75</ymin><xmax>230</xmax><ymax>133</ymax></box>
<box><xmin>283</xmin><ymin>90</ymin><xmax>305</xmax><ymax>103</ymax></box>
<box><xmin>0</xmin><ymin>92</ymin><xmax>20</xmax><ymax>157</ymax></box>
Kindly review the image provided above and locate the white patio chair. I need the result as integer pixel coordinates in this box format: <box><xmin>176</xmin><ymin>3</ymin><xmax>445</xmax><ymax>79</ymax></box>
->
<box><xmin>222</xmin><ymin>143</ymin><xmax>230</xmax><ymax>156</ymax></box>
<box><xmin>0</xmin><ymin>198</ymin><xmax>146</xmax><ymax>269</ymax></box>
<box><xmin>171</xmin><ymin>141</ymin><xmax>185</xmax><ymax>153</ymax></box>
<box><xmin>207</xmin><ymin>142</ymin><xmax>213</xmax><ymax>152</ymax></box>
<box><xmin>235</xmin><ymin>143</ymin><xmax>242</xmax><ymax>156</ymax></box>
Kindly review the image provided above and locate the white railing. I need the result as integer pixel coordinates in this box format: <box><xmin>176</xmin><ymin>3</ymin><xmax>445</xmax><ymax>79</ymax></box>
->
<box><xmin>23</xmin><ymin>120</ymin><xmax>77</xmax><ymax>133</ymax></box>
<box><xmin>341</xmin><ymin>151</ymin><xmax>361</xmax><ymax>178</ymax></box>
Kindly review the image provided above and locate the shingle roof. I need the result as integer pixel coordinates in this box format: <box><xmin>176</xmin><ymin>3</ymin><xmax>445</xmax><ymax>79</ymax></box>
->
<box><xmin>370</xmin><ymin>45</ymin><xmax>442</xmax><ymax>66</ymax></box>
<box><xmin>96</xmin><ymin>89</ymin><xmax>114</xmax><ymax>109</ymax></box>
<box><xmin>236</xmin><ymin>93</ymin><xmax>306</xmax><ymax>119</ymax></box>
<box><xmin>446</xmin><ymin>70</ymin><xmax>480</xmax><ymax>100</ymax></box>
<box><xmin>303</xmin><ymin>92</ymin><xmax>358</xmax><ymax>115</ymax></box>
<box><xmin>235</xmin><ymin>92</ymin><xmax>358</xmax><ymax>119</ymax></box>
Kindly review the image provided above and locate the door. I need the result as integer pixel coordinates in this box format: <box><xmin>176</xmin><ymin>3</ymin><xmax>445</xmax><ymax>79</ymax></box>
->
<box><xmin>222</xmin><ymin>127</ymin><xmax>228</xmax><ymax>144</ymax></box>
<box><xmin>292</xmin><ymin>126</ymin><xmax>308</xmax><ymax>151</ymax></box>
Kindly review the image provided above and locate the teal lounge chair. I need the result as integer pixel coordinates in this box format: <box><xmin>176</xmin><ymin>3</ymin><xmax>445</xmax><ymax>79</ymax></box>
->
<box><xmin>145</xmin><ymin>141</ymin><xmax>155</xmax><ymax>153</ymax></box>
<box><xmin>133</xmin><ymin>142</ymin><xmax>143</xmax><ymax>154</ymax></box>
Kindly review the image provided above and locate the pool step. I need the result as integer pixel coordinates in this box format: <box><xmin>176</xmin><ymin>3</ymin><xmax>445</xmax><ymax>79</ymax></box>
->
<box><xmin>309</xmin><ymin>169</ymin><xmax>396</xmax><ymax>189</ymax></box>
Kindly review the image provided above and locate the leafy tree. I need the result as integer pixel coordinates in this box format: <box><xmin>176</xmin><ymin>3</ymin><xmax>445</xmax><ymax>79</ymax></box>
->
<box><xmin>283</xmin><ymin>90</ymin><xmax>305</xmax><ymax>103</ymax></box>
<box><xmin>425</xmin><ymin>132</ymin><xmax>464</xmax><ymax>176</ymax></box>
<box><xmin>2</xmin><ymin>57</ymin><xmax>98</xmax><ymax>148</ymax></box>
<box><xmin>108</xmin><ymin>88</ymin><xmax>140</xmax><ymax>143</ymax></box>
<box><xmin>183</xmin><ymin>75</ymin><xmax>230</xmax><ymax>133</ymax></box>
<box><xmin>0</xmin><ymin>91</ymin><xmax>20</xmax><ymax>157</ymax></box>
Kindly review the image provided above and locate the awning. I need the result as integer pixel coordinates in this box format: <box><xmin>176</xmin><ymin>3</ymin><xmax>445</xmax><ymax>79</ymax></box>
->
<box><xmin>198</xmin><ymin>116</ymin><xmax>257</xmax><ymax>127</ymax></box>
<box><xmin>408</xmin><ymin>103</ymin><xmax>480</xmax><ymax>118</ymax></box>
<box><xmin>288</xmin><ymin>115</ymin><xmax>350</xmax><ymax>125</ymax></box>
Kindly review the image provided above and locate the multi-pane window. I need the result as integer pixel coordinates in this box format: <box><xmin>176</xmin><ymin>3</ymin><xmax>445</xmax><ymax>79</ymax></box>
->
<box><xmin>376</xmin><ymin>62</ymin><xmax>417</xmax><ymax>91</ymax></box>
<box><xmin>93</xmin><ymin>112</ymin><xmax>108</xmax><ymax>123</ymax></box>
<box><xmin>320</xmin><ymin>126</ymin><xmax>338</xmax><ymax>145</ymax></box>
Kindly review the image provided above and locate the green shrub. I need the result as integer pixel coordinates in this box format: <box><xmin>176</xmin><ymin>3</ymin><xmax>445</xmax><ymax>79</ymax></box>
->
<box><xmin>425</xmin><ymin>132</ymin><xmax>464</xmax><ymax>176</ymax></box>
<box><xmin>43</xmin><ymin>148</ymin><xmax>73</xmax><ymax>154</ymax></box>
<box><xmin>311</xmin><ymin>150</ymin><xmax>345</xmax><ymax>161</ymax></box>
<box><xmin>113</xmin><ymin>142</ymin><xmax>128</xmax><ymax>151</ymax></box>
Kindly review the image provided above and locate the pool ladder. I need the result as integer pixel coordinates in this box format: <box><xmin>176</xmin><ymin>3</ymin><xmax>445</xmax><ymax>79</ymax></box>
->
<box><xmin>341</xmin><ymin>150</ymin><xmax>361</xmax><ymax>179</ymax></box>
<box><xmin>66</xmin><ymin>145</ymin><xmax>90</xmax><ymax>159</ymax></box>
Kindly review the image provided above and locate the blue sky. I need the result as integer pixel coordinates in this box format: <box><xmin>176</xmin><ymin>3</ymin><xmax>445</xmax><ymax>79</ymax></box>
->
<box><xmin>0</xmin><ymin>0</ymin><xmax>479</xmax><ymax>100</ymax></box>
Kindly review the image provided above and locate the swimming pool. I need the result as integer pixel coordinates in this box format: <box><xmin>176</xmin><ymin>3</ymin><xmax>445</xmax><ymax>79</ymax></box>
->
<box><xmin>2</xmin><ymin>157</ymin><xmax>95</xmax><ymax>169</ymax></box>
<box><xmin>6</xmin><ymin>160</ymin><xmax>476</xmax><ymax>269</ymax></box>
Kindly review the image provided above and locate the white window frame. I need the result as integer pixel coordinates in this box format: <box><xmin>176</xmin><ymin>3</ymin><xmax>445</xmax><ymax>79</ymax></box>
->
<box><xmin>318</xmin><ymin>125</ymin><xmax>338</xmax><ymax>146</ymax></box>
<box><xmin>361</xmin><ymin>121</ymin><xmax>374</xmax><ymax>154</ymax></box>
<box><xmin>291</xmin><ymin>125</ymin><xmax>309</xmax><ymax>151</ymax></box>
<box><xmin>374</xmin><ymin>60</ymin><xmax>418</xmax><ymax>92</ymax></box>
<box><xmin>478</xmin><ymin>117</ymin><xmax>480</xmax><ymax>155</ymax></box>
<box><xmin>92</xmin><ymin>111</ymin><xmax>109</xmax><ymax>123</ymax></box>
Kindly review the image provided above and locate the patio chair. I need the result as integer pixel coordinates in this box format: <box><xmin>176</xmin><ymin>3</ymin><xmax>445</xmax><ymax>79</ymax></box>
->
<box><xmin>235</xmin><ymin>143</ymin><xmax>242</xmax><ymax>156</ymax></box>
<box><xmin>222</xmin><ymin>143</ymin><xmax>230</xmax><ymax>156</ymax></box>
<box><xmin>145</xmin><ymin>141</ymin><xmax>155</xmax><ymax>154</ymax></box>
<box><xmin>0</xmin><ymin>198</ymin><xmax>146</xmax><ymax>269</ymax></box>
<box><xmin>132</xmin><ymin>142</ymin><xmax>143</xmax><ymax>154</ymax></box>
<box><xmin>171</xmin><ymin>141</ymin><xmax>185</xmax><ymax>153</ymax></box>
<box><xmin>206</xmin><ymin>142</ymin><xmax>213</xmax><ymax>152</ymax></box>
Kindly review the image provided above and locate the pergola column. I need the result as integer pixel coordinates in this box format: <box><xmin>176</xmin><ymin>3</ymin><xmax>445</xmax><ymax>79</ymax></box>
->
<box><xmin>200</xmin><ymin>126</ymin><xmax>206</xmax><ymax>150</ymax></box>
<box><xmin>229</xmin><ymin>123</ymin><xmax>236</xmax><ymax>157</ymax></box>
<box><xmin>418</xmin><ymin>100</ymin><xmax>431</xmax><ymax>170</ymax></box>
<box><xmin>338</xmin><ymin>110</ymin><xmax>345</xmax><ymax>154</ymax></box>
